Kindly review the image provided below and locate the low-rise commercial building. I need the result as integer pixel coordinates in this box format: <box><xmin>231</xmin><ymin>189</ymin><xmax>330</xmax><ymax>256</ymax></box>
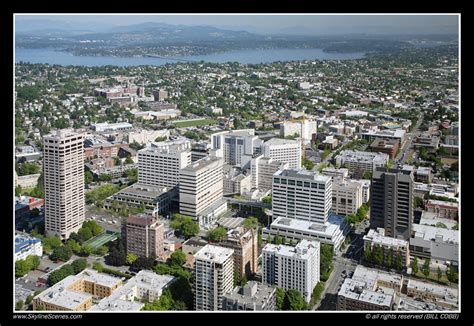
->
<box><xmin>425</xmin><ymin>200</ymin><xmax>458</xmax><ymax>220</ymax></box>
<box><xmin>262</xmin><ymin>214</ymin><xmax>350</xmax><ymax>252</ymax></box>
<box><xmin>410</xmin><ymin>224</ymin><xmax>458</xmax><ymax>264</ymax></box>
<box><xmin>369</xmin><ymin>138</ymin><xmax>400</xmax><ymax>159</ymax></box>
<box><xmin>405</xmin><ymin>279</ymin><xmax>458</xmax><ymax>310</ymax></box>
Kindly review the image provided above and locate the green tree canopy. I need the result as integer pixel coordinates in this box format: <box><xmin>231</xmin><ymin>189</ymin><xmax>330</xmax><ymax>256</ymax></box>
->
<box><xmin>207</xmin><ymin>227</ymin><xmax>227</xmax><ymax>242</ymax></box>
<box><xmin>283</xmin><ymin>289</ymin><xmax>308</xmax><ymax>311</ymax></box>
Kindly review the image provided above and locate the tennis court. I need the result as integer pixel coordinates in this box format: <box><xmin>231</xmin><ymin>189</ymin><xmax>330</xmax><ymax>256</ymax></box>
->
<box><xmin>83</xmin><ymin>231</ymin><xmax>119</xmax><ymax>249</ymax></box>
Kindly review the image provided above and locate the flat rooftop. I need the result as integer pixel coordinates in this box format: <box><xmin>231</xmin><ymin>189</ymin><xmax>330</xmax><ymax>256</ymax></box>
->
<box><xmin>264</xmin><ymin>137</ymin><xmax>300</xmax><ymax>146</ymax></box>
<box><xmin>35</xmin><ymin>269</ymin><xmax>123</xmax><ymax>310</ymax></box>
<box><xmin>363</xmin><ymin>229</ymin><xmax>409</xmax><ymax>248</ymax></box>
<box><xmin>269</xmin><ymin>214</ymin><xmax>347</xmax><ymax>239</ymax></box>
<box><xmin>263</xmin><ymin>239</ymin><xmax>319</xmax><ymax>260</ymax></box>
<box><xmin>274</xmin><ymin>169</ymin><xmax>331</xmax><ymax>183</ymax></box>
<box><xmin>224</xmin><ymin>282</ymin><xmax>275</xmax><ymax>306</ymax></box>
<box><xmin>412</xmin><ymin>224</ymin><xmax>458</xmax><ymax>244</ymax></box>
<box><xmin>181</xmin><ymin>156</ymin><xmax>223</xmax><ymax>172</ymax></box>
<box><xmin>114</xmin><ymin>183</ymin><xmax>169</xmax><ymax>198</ymax></box>
<box><xmin>195</xmin><ymin>244</ymin><xmax>234</xmax><ymax>264</ymax></box>
<box><xmin>338</xmin><ymin>279</ymin><xmax>393</xmax><ymax>307</ymax></box>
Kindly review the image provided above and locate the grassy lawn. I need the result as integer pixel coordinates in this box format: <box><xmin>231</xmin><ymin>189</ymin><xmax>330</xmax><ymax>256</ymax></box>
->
<box><xmin>172</xmin><ymin>118</ymin><xmax>217</xmax><ymax>128</ymax></box>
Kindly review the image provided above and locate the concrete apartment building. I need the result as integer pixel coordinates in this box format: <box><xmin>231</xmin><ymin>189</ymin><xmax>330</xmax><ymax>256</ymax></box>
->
<box><xmin>122</xmin><ymin>214</ymin><xmax>164</xmax><ymax>259</ymax></box>
<box><xmin>353</xmin><ymin>179</ymin><xmax>371</xmax><ymax>203</ymax></box>
<box><xmin>43</xmin><ymin>129</ymin><xmax>85</xmax><ymax>240</ymax></box>
<box><xmin>335</xmin><ymin>150</ymin><xmax>389</xmax><ymax>174</ymax></box>
<box><xmin>272</xmin><ymin>169</ymin><xmax>332</xmax><ymax>224</ymax></box>
<box><xmin>262</xmin><ymin>240</ymin><xmax>320</xmax><ymax>303</ymax></box>
<box><xmin>211</xmin><ymin>129</ymin><xmax>263</xmax><ymax>168</ymax></box>
<box><xmin>370</xmin><ymin>167</ymin><xmax>414</xmax><ymax>240</ymax></box>
<box><xmin>369</xmin><ymin>138</ymin><xmax>400</xmax><ymax>159</ymax></box>
<box><xmin>194</xmin><ymin>245</ymin><xmax>234</xmax><ymax>311</ymax></box>
<box><xmin>363</xmin><ymin>228</ymin><xmax>410</xmax><ymax>268</ymax></box>
<box><xmin>33</xmin><ymin>269</ymin><xmax>123</xmax><ymax>311</ymax></box>
<box><xmin>179</xmin><ymin>156</ymin><xmax>227</xmax><ymax>225</ymax></box>
<box><xmin>137</xmin><ymin>142</ymin><xmax>192</xmax><ymax>196</ymax></box>
<box><xmin>218</xmin><ymin>227</ymin><xmax>258</xmax><ymax>279</ymax></box>
<box><xmin>332</xmin><ymin>178</ymin><xmax>363</xmax><ymax>216</ymax></box>
<box><xmin>262</xmin><ymin>138</ymin><xmax>302</xmax><ymax>169</ymax></box>
<box><xmin>222</xmin><ymin>281</ymin><xmax>276</xmax><ymax>311</ymax></box>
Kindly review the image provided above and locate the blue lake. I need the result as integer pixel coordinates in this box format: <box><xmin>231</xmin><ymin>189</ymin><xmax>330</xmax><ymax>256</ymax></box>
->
<box><xmin>15</xmin><ymin>47</ymin><xmax>366</xmax><ymax>67</ymax></box>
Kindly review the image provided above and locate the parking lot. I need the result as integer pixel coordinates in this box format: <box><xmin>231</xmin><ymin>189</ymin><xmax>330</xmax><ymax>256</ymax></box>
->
<box><xmin>85</xmin><ymin>207</ymin><xmax>122</xmax><ymax>233</ymax></box>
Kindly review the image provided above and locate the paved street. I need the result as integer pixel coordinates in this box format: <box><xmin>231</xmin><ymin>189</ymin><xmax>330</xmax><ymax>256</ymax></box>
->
<box><xmin>397</xmin><ymin>113</ymin><xmax>424</xmax><ymax>164</ymax></box>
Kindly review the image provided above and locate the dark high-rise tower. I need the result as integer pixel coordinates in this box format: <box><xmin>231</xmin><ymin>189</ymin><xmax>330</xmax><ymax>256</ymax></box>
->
<box><xmin>370</xmin><ymin>167</ymin><xmax>414</xmax><ymax>240</ymax></box>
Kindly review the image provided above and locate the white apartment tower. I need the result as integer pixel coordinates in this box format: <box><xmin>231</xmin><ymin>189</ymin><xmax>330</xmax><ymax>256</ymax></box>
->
<box><xmin>262</xmin><ymin>240</ymin><xmax>320</xmax><ymax>303</ymax></box>
<box><xmin>194</xmin><ymin>244</ymin><xmax>234</xmax><ymax>311</ymax></box>
<box><xmin>272</xmin><ymin>169</ymin><xmax>332</xmax><ymax>224</ymax></box>
<box><xmin>262</xmin><ymin>138</ymin><xmax>302</xmax><ymax>169</ymax></box>
<box><xmin>137</xmin><ymin>141</ymin><xmax>192</xmax><ymax>195</ymax></box>
<box><xmin>43</xmin><ymin>129</ymin><xmax>85</xmax><ymax>240</ymax></box>
<box><xmin>179</xmin><ymin>157</ymin><xmax>225</xmax><ymax>224</ymax></box>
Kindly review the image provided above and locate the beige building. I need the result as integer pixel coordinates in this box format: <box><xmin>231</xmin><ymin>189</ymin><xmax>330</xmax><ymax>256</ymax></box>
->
<box><xmin>179</xmin><ymin>156</ymin><xmax>226</xmax><ymax>225</ymax></box>
<box><xmin>194</xmin><ymin>245</ymin><xmax>234</xmax><ymax>311</ymax></box>
<box><xmin>262</xmin><ymin>138</ymin><xmax>302</xmax><ymax>169</ymax></box>
<box><xmin>250</xmin><ymin>155</ymin><xmax>290</xmax><ymax>190</ymax></box>
<box><xmin>123</xmin><ymin>214</ymin><xmax>164</xmax><ymax>259</ymax></box>
<box><xmin>332</xmin><ymin>178</ymin><xmax>363</xmax><ymax>216</ymax></box>
<box><xmin>33</xmin><ymin>269</ymin><xmax>122</xmax><ymax>311</ymax></box>
<box><xmin>363</xmin><ymin>228</ymin><xmax>410</xmax><ymax>268</ymax></box>
<box><xmin>43</xmin><ymin>129</ymin><xmax>85</xmax><ymax>240</ymax></box>
<box><xmin>138</xmin><ymin>141</ymin><xmax>192</xmax><ymax>196</ymax></box>
<box><xmin>218</xmin><ymin>227</ymin><xmax>258</xmax><ymax>279</ymax></box>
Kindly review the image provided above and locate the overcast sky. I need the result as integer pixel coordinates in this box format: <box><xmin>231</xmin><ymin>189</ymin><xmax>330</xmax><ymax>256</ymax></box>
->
<box><xmin>15</xmin><ymin>14</ymin><xmax>459</xmax><ymax>35</ymax></box>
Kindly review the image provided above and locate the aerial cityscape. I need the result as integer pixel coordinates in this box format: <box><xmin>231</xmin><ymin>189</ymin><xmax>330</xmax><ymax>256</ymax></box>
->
<box><xmin>14</xmin><ymin>14</ymin><xmax>460</xmax><ymax>314</ymax></box>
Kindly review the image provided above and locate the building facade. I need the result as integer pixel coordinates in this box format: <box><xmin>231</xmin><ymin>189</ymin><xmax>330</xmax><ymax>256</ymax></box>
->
<box><xmin>123</xmin><ymin>214</ymin><xmax>164</xmax><ymax>259</ymax></box>
<box><xmin>262</xmin><ymin>240</ymin><xmax>320</xmax><ymax>303</ymax></box>
<box><xmin>179</xmin><ymin>157</ymin><xmax>226</xmax><ymax>225</ymax></box>
<box><xmin>262</xmin><ymin>138</ymin><xmax>302</xmax><ymax>169</ymax></box>
<box><xmin>43</xmin><ymin>129</ymin><xmax>85</xmax><ymax>240</ymax></box>
<box><xmin>272</xmin><ymin>169</ymin><xmax>332</xmax><ymax>224</ymax></box>
<box><xmin>194</xmin><ymin>245</ymin><xmax>234</xmax><ymax>311</ymax></box>
<box><xmin>332</xmin><ymin>179</ymin><xmax>363</xmax><ymax>216</ymax></box>
<box><xmin>370</xmin><ymin>167</ymin><xmax>414</xmax><ymax>240</ymax></box>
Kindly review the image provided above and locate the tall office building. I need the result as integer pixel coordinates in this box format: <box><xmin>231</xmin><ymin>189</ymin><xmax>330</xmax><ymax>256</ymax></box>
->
<box><xmin>43</xmin><ymin>129</ymin><xmax>85</xmax><ymax>240</ymax></box>
<box><xmin>262</xmin><ymin>240</ymin><xmax>320</xmax><ymax>303</ymax></box>
<box><xmin>211</xmin><ymin>129</ymin><xmax>263</xmax><ymax>168</ymax></box>
<box><xmin>179</xmin><ymin>157</ymin><xmax>226</xmax><ymax>225</ymax></box>
<box><xmin>272</xmin><ymin>169</ymin><xmax>332</xmax><ymax>224</ymax></box>
<box><xmin>262</xmin><ymin>138</ymin><xmax>302</xmax><ymax>169</ymax></box>
<box><xmin>370</xmin><ymin>167</ymin><xmax>414</xmax><ymax>240</ymax></box>
<box><xmin>122</xmin><ymin>214</ymin><xmax>164</xmax><ymax>259</ymax></box>
<box><xmin>194</xmin><ymin>245</ymin><xmax>234</xmax><ymax>311</ymax></box>
<box><xmin>137</xmin><ymin>141</ymin><xmax>192</xmax><ymax>195</ymax></box>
